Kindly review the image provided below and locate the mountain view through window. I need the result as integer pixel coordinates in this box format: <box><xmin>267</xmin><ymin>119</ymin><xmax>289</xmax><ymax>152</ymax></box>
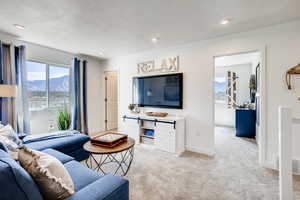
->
<box><xmin>27</xmin><ymin>61</ymin><xmax>47</xmax><ymax>110</ymax></box>
<box><xmin>214</xmin><ymin>77</ymin><xmax>226</xmax><ymax>102</ymax></box>
<box><xmin>49</xmin><ymin>65</ymin><xmax>70</xmax><ymax>108</ymax></box>
<box><xmin>27</xmin><ymin>61</ymin><xmax>70</xmax><ymax>134</ymax></box>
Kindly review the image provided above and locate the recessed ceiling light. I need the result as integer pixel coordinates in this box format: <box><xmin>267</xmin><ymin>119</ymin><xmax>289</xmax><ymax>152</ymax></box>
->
<box><xmin>220</xmin><ymin>19</ymin><xmax>230</xmax><ymax>25</ymax></box>
<box><xmin>99</xmin><ymin>51</ymin><xmax>104</xmax><ymax>56</ymax></box>
<box><xmin>14</xmin><ymin>24</ymin><xmax>25</xmax><ymax>30</ymax></box>
<box><xmin>151</xmin><ymin>37</ymin><xmax>160</xmax><ymax>43</ymax></box>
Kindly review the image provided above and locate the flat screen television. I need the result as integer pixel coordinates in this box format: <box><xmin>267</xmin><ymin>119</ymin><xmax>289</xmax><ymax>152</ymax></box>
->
<box><xmin>135</xmin><ymin>73</ymin><xmax>183</xmax><ymax>109</ymax></box>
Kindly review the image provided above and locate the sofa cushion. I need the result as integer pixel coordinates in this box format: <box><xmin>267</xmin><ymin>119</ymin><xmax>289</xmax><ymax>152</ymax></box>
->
<box><xmin>24</xmin><ymin>134</ymin><xmax>90</xmax><ymax>154</ymax></box>
<box><xmin>0</xmin><ymin>149</ymin><xmax>43</xmax><ymax>200</ymax></box>
<box><xmin>19</xmin><ymin>147</ymin><xmax>75</xmax><ymax>200</ymax></box>
<box><xmin>19</xmin><ymin>147</ymin><xmax>74</xmax><ymax>200</ymax></box>
<box><xmin>0</xmin><ymin>141</ymin><xmax>8</xmax><ymax>151</ymax></box>
<box><xmin>42</xmin><ymin>149</ymin><xmax>74</xmax><ymax>164</ymax></box>
<box><xmin>0</xmin><ymin>124</ymin><xmax>22</xmax><ymax>159</ymax></box>
<box><xmin>66</xmin><ymin>174</ymin><xmax>129</xmax><ymax>200</ymax></box>
<box><xmin>66</xmin><ymin>147</ymin><xmax>90</xmax><ymax>161</ymax></box>
<box><xmin>64</xmin><ymin>160</ymin><xmax>102</xmax><ymax>191</ymax></box>
<box><xmin>22</xmin><ymin>131</ymin><xmax>81</xmax><ymax>144</ymax></box>
<box><xmin>0</xmin><ymin>124</ymin><xmax>22</xmax><ymax>146</ymax></box>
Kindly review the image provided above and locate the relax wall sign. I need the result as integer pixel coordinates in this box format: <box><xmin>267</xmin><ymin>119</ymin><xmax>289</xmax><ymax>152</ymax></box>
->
<box><xmin>137</xmin><ymin>56</ymin><xmax>179</xmax><ymax>74</ymax></box>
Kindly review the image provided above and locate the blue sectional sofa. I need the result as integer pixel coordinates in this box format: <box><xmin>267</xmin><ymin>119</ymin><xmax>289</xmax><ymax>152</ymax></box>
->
<box><xmin>23</xmin><ymin>133</ymin><xmax>91</xmax><ymax>161</ymax></box>
<box><xmin>0</xmin><ymin>147</ymin><xmax>129</xmax><ymax>200</ymax></box>
<box><xmin>0</xmin><ymin>132</ymin><xmax>129</xmax><ymax>200</ymax></box>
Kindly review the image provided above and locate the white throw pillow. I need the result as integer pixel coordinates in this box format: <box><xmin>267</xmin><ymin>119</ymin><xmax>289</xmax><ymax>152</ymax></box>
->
<box><xmin>18</xmin><ymin>147</ymin><xmax>75</xmax><ymax>200</ymax></box>
<box><xmin>0</xmin><ymin>124</ymin><xmax>22</xmax><ymax>158</ymax></box>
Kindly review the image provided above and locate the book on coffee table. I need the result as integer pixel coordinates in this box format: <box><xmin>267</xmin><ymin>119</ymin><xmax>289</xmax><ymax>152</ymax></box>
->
<box><xmin>91</xmin><ymin>132</ymin><xmax>128</xmax><ymax>148</ymax></box>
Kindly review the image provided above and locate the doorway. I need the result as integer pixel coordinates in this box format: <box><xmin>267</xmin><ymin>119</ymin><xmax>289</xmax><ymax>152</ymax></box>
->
<box><xmin>104</xmin><ymin>71</ymin><xmax>118</xmax><ymax>131</ymax></box>
<box><xmin>213</xmin><ymin>51</ymin><xmax>265</xmax><ymax>163</ymax></box>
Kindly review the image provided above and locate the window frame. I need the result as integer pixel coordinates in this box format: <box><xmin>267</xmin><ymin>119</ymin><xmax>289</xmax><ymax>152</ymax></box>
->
<box><xmin>27</xmin><ymin>59</ymin><xmax>71</xmax><ymax>110</ymax></box>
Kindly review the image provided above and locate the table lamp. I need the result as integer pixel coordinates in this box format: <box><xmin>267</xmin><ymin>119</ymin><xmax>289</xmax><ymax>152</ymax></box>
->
<box><xmin>0</xmin><ymin>84</ymin><xmax>16</xmax><ymax>97</ymax></box>
<box><xmin>0</xmin><ymin>84</ymin><xmax>17</xmax><ymax>124</ymax></box>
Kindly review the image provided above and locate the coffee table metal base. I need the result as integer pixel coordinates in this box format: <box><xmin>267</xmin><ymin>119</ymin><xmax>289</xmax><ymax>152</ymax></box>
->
<box><xmin>86</xmin><ymin>146</ymin><xmax>134</xmax><ymax>176</ymax></box>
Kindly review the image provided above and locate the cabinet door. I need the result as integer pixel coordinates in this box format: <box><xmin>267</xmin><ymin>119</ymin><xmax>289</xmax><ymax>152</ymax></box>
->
<box><xmin>124</xmin><ymin>119</ymin><xmax>140</xmax><ymax>144</ymax></box>
<box><xmin>155</xmin><ymin>123</ymin><xmax>176</xmax><ymax>153</ymax></box>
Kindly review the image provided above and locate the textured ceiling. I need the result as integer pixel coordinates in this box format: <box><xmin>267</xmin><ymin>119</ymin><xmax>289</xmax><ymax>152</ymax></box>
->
<box><xmin>0</xmin><ymin>0</ymin><xmax>300</xmax><ymax>58</ymax></box>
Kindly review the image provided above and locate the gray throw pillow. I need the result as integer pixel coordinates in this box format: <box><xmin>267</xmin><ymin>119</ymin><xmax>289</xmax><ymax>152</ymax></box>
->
<box><xmin>18</xmin><ymin>147</ymin><xmax>75</xmax><ymax>200</ymax></box>
<box><xmin>0</xmin><ymin>124</ymin><xmax>22</xmax><ymax>159</ymax></box>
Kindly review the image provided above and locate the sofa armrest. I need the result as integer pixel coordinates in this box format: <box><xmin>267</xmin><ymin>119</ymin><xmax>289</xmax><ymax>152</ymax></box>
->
<box><xmin>66</xmin><ymin>174</ymin><xmax>129</xmax><ymax>200</ymax></box>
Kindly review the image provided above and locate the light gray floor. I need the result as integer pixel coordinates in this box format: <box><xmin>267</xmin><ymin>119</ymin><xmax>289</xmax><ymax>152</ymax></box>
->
<box><xmin>121</xmin><ymin>126</ymin><xmax>300</xmax><ymax>200</ymax></box>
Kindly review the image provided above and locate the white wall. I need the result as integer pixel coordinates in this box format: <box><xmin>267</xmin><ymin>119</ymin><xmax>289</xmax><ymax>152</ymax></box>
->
<box><xmin>80</xmin><ymin>55</ymin><xmax>106</xmax><ymax>135</ymax></box>
<box><xmin>104</xmin><ymin>20</ymin><xmax>300</xmax><ymax>167</ymax></box>
<box><xmin>0</xmin><ymin>32</ymin><xmax>106</xmax><ymax>135</ymax></box>
<box><xmin>215</xmin><ymin>52</ymin><xmax>260</xmax><ymax>74</ymax></box>
<box><xmin>214</xmin><ymin>103</ymin><xmax>235</xmax><ymax>127</ymax></box>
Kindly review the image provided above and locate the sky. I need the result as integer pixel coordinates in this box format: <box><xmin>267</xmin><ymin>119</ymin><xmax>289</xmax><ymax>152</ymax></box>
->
<box><xmin>215</xmin><ymin>77</ymin><xmax>226</xmax><ymax>83</ymax></box>
<box><xmin>27</xmin><ymin>61</ymin><xmax>69</xmax><ymax>81</ymax></box>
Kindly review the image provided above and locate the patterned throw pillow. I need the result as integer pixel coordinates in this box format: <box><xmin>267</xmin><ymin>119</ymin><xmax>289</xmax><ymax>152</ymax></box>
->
<box><xmin>0</xmin><ymin>124</ymin><xmax>22</xmax><ymax>159</ymax></box>
<box><xmin>18</xmin><ymin>147</ymin><xmax>75</xmax><ymax>200</ymax></box>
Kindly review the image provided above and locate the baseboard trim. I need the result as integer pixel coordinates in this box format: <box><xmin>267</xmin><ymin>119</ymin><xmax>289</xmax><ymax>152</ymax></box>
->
<box><xmin>261</xmin><ymin>160</ymin><xmax>276</xmax><ymax>170</ymax></box>
<box><xmin>272</xmin><ymin>156</ymin><xmax>300</xmax><ymax>175</ymax></box>
<box><xmin>215</xmin><ymin>124</ymin><xmax>235</xmax><ymax>128</ymax></box>
<box><xmin>261</xmin><ymin>159</ymin><xmax>300</xmax><ymax>176</ymax></box>
<box><xmin>187</xmin><ymin>146</ymin><xmax>215</xmax><ymax>157</ymax></box>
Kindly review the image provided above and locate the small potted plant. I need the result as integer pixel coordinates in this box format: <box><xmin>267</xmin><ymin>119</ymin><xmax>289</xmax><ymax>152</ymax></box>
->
<box><xmin>128</xmin><ymin>103</ymin><xmax>140</xmax><ymax>114</ymax></box>
<box><xmin>57</xmin><ymin>107</ymin><xmax>71</xmax><ymax>130</ymax></box>
<box><xmin>128</xmin><ymin>104</ymin><xmax>135</xmax><ymax>112</ymax></box>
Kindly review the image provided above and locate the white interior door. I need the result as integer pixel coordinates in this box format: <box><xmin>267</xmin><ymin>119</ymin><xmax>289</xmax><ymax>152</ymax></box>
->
<box><xmin>105</xmin><ymin>71</ymin><xmax>118</xmax><ymax>130</ymax></box>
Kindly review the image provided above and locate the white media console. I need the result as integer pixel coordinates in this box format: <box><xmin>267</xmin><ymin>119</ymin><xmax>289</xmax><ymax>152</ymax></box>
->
<box><xmin>123</xmin><ymin>114</ymin><xmax>185</xmax><ymax>155</ymax></box>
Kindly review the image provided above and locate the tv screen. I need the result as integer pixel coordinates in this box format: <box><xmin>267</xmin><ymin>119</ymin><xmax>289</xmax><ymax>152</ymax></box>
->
<box><xmin>136</xmin><ymin>73</ymin><xmax>183</xmax><ymax>109</ymax></box>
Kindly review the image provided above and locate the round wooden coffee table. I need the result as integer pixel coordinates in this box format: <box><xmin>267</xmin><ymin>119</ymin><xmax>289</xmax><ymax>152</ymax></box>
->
<box><xmin>83</xmin><ymin>137</ymin><xmax>135</xmax><ymax>176</ymax></box>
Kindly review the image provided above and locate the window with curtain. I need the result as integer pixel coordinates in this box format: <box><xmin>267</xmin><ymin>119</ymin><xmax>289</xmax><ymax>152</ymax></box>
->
<box><xmin>26</xmin><ymin>60</ymin><xmax>70</xmax><ymax>134</ymax></box>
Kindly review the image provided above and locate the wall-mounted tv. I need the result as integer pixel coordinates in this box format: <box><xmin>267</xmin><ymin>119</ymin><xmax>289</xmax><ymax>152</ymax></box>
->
<box><xmin>134</xmin><ymin>73</ymin><xmax>183</xmax><ymax>109</ymax></box>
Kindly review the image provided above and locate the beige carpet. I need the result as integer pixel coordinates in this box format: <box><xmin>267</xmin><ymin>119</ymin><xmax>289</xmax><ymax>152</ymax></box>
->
<box><xmin>88</xmin><ymin>127</ymin><xmax>300</xmax><ymax>200</ymax></box>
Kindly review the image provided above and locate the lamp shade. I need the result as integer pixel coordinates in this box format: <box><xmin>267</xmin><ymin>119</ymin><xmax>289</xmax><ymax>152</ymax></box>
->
<box><xmin>0</xmin><ymin>85</ymin><xmax>16</xmax><ymax>97</ymax></box>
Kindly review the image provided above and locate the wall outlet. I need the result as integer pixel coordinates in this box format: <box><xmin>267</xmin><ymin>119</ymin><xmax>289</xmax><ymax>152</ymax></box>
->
<box><xmin>49</xmin><ymin>124</ymin><xmax>55</xmax><ymax>131</ymax></box>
